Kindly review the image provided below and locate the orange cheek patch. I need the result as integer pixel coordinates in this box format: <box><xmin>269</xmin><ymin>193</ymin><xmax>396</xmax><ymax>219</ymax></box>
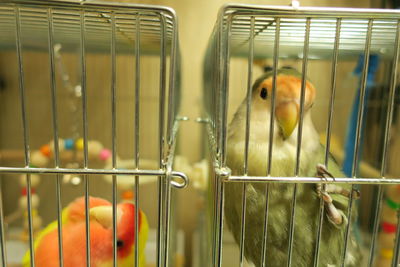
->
<box><xmin>259</xmin><ymin>75</ymin><xmax>316</xmax><ymax>106</ymax></box>
<box><xmin>277</xmin><ymin>75</ymin><xmax>316</xmax><ymax>105</ymax></box>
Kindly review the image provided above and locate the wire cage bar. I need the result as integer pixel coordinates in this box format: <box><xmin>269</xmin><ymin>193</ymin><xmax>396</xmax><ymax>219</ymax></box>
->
<box><xmin>203</xmin><ymin>4</ymin><xmax>400</xmax><ymax>267</ymax></box>
<box><xmin>0</xmin><ymin>0</ymin><xmax>186</xmax><ymax>267</ymax></box>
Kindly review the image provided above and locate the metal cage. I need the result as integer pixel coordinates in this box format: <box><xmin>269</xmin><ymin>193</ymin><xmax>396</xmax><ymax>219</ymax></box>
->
<box><xmin>203</xmin><ymin>4</ymin><xmax>400</xmax><ymax>267</ymax></box>
<box><xmin>0</xmin><ymin>0</ymin><xmax>187</xmax><ymax>266</ymax></box>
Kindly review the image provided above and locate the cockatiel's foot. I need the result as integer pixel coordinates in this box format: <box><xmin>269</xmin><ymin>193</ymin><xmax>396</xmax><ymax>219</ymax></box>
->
<box><xmin>315</xmin><ymin>164</ymin><xmax>357</xmax><ymax>226</ymax></box>
<box><xmin>316</xmin><ymin>163</ymin><xmax>335</xmax><ymax>181</ymax></box>
<box><xmin>315</xmin><ymin>183</ymin><xmax>345</xmax><ymax>225</ymax></box>
<box><xmin>319</xmin><ymin>190</ymin><xmax>343</xmax><ymax>225</ymax></box>
<box><xmin>316</xmin><ymin>164</ymin><xmax>361</xmax><ymax>199</ymax></box>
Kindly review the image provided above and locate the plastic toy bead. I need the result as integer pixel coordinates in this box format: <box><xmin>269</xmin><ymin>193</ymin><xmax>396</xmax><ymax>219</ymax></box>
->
<box><xmin>386</xmin><ymin>197</ymin><xmax>400</xmax><ymax>210</ymax></box>
<box><xmin>99</xmin><ymin>149</ymin><xmax>112</xmax><ymax>161</ymax></box>
<box><xmin>380</xmin><ymin>248</ymin><xmax>393</xmax><ymax>259</ymax></box>
<box><xmin>122</xmin><ymin>190</ymin><xmax>134</xmax><ymax>200</ymax></box>
<box><xmin>21</xmin><ymin>187</ymin><xmax>36</xmax><ymax>196</ymax></box>
<box><xmin>75</xmin><ymin>138</ymin><xmax>84</xmax><ymax>150</ymax></box>
<box><xmin>64</xmin><ymin>139</ymin><xmax>74</xmax><ymax>150</ymax></box>
<box><xmin>31</xmin><ymin>150</ymin><xmax>49</xmax><ymax>167</ymax></box>
<box><xmin>40</xmin><ymin>144</ymin><xmax>51</xmax><ymax>157</ymax></box>
<box><xmin>382</xmin><ymin>221</ymin><xmax>397</xmax><ymax>233</ymax></box>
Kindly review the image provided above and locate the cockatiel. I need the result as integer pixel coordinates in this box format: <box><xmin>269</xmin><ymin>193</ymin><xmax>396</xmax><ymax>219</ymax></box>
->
<box><xmin>224</xmin><ymin>67</ymin><xmax>361</xmax><ymax>267</ymax></box>
<box><xmin>23</xmin><ymin>196</ymin><xmax>148</xmax><ymax>267</ymax></box>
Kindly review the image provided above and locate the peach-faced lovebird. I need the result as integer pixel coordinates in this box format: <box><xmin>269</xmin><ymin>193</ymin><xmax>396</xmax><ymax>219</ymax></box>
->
<box><xmin>23</xmin><ymin>196</ymin><xmax>148</xmax><ymax>267</ymax></box>
<box><xmin>224</xmin><ymin>67</ymin><xmax>361</xmax><ymax>266</ymax></box>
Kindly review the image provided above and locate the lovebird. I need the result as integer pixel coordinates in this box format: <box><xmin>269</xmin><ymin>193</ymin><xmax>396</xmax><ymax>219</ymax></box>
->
<box><xmin>224</xmin><ymin>67</ymin><xmax>361</xmax><ymax>267</ymax></box>
<box><xmin>23</xmin><ymin>196</ymin><xmax>149</xmax><ymax>267</ymax></box>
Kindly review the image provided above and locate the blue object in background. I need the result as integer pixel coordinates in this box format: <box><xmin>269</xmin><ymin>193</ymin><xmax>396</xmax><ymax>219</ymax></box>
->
<box><xmin>64</xmin><ymin>138</ymin><xmax>75</xmax><ymax>150</ymax></box>
<box><xmin>343</xmin><ymin>54</ymin><xmax>380</xmax><ymax>177</ymax></box>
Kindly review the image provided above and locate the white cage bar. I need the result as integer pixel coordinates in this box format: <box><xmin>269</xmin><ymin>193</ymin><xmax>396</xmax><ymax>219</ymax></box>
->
<box><xmin>0</xmin><ymin>0</ymin><xmax>187</xmax><ymax>266</ymax></box>
<box><xmin>203</xmin><ymin>4</ymin><xmax>400</xmax><ymax>267</ymax></box>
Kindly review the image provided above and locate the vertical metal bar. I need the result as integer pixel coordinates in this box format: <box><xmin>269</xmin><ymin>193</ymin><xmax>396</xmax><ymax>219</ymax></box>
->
<box><xmin>47</xmin><ymin>7</ymin><xmax>60</xmax><ymax>170</ymax></box>
<box><xmin>215</xmin><ymin>176</ymin><xmax>225</xmax><ymax>267</ymax></box>
<box><xmin>163</xmin><ymin>9</ymin><xmax>178</xmax><ymax>265</ymax></box>
<box><xmin>110</xmin><ymin>11</ymin><xmax>118</xmax><ymax>267</ymax></box>
<box><xmin>215</xmin><ymin>25</ymin><xmax>221</xmax><ymax>163</ymax></box>
<box><xmin>25</xmin><ymin>174</ymin><xmax>35</xmax><ymax>267</ymax></box>
<box><xmin>215</xmin><ymin>14</ymin><xmax>233</xmax><ymax>267</ymax></box>
<box><xmin>47</xmin><ymin>8</ymin><xmax>64</xmax><ymax>267</ymax></box>
<box><xmin>216</xmin><ymin>12</ymin><xmax>225</xmax><ymax>159</ymax></box>
<box><xmin>239</xmin><ymin>16</ymin><xmax>255</xmax><ymax>267</ymax></box>
<box><xmin>212</xmin><ymin>171</ymin><xmax>220</xmax><ymax>267</ymax></box>
<box><xmin>166</xmin><ymin>12</ymin><xmax>178</xmax><ymax>146</ymax></box>
<box><xmin>287</xmin><ymin>17</ymin><xmax>311</xmax><ymax>267</ymax></box>
<box><xmin>261</xmin><ymin>17</ymin><xmax>280</xmax><ymax>267</ymax></box>
<box><xmin>351</xmin><ymin>24</ymin><xmax>373</xmax><ymax>178</ymax></box>
<box><xmin>157</xmin><ymin>172</ymin><xmax>165</xmax><ymax>267</ymax></box>
<box><xmin>134</xmin><ymin>13</ymin><xmax>141</xmax><ymax>267</ymax></box>
<box><xmin>242</xmin><ymin>16</ymin><xmax>255</xmax><ymax>178</ymax></box>
<box><xmin>324</xmin><ymin>20</ymin><xmax>341</xmax><ymax>168</ymax></box>
<box><xmin>220</xmin><ymin>15</ymin><xmax>232</xmax><ymax>168</ymax></box>
<box><xmin>111</xmin><ymin>176</ymin><xmax>117</xmax><ymax>267</ymax></box>
<box><xmin>0</xmin><ymin>178</ymin><xmax>7</xmax><ymax>267</ymax></box>
<box><xmin>15</xmin><ymin>7</ymin><xmax>29</xmax><ymax>165</ymax></box>
<box><xmin>369</xmin><ymin>19</ymin><xmax>400</xmax><ymax>267</ymax></box>
<box><xmin>158</xmin><ymin>14</ymin><xmax>183</xmax><ymax>266</ymax></box>
<box><xmin>294</xmin><ymin>21</ymin><xmax>311</xmax><ymax>175</ymax></box>
<box><xmin>163</xmin><ymin>172</ymin><xmax>172</xmax><ymax>266</ymax></box>
<box><xmin>341</xmin><ymin>19</ymin><xmax>373</xmax><ymax>267</ymax></box>
<box><xmin>211</xmin><ymin>171</ymin><xmax>217</xmax><ymax>267</ymax></box>
<box><xmin>15</xmin><ymin>7</ymin><xmax>35</xmax><ymax>267</ymax></box>
<box><xmin>157</xmin><ymin>13</ymin><xmax>166</xmax><ymax>267</ymax></box>
<box><xmin>212</xmin><ymin>26</ymin><xmax>222</xmax><ymax>267</ymax></box>
<box><xmin>211</xmin><ymin>33</ymin><xmax>217</xmax><ymax>139</ymax></box>
<box><xmin>313</xmin><ymin>18</ymin><xmax>341</xmax><ymax>267</ymax></box>
<box><xmin>80</xmin><ymin>9</ymin><xmax>91</xmax><ymax>267</ymax></box>
<box><xmin>391</xmin><ymin>211</ymin><xmax>400</xmax><ymax>267</ymax></box>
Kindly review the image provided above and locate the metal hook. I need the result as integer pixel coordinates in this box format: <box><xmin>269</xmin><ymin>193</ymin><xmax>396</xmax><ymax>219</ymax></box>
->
<box><xmin>170</xmin><ymin>171</ymin><xmax>189</xmax><ymax>189</ymax></box>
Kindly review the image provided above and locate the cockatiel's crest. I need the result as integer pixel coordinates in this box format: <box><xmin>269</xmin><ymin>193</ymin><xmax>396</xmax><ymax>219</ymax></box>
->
<box><xmin>225</xmin><ymin>67</ymin><xmax>361</xmax><ymax>267</ymax></box>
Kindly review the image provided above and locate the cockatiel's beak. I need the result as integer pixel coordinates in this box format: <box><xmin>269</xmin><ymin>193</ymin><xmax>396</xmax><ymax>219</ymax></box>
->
<box><xmin>90</xmin><ymin>206</ymin><xmax>123</xmax><ymax>229</ymax></box>
<box><xmin>264</xmin><ymin>74</ymin><xmax>315</xmax><ymax>140</ymax></box>
<box><xmin>275</xmin><ymin>100</ymin><xmax>299</xmax><ymax>140</ymax></box>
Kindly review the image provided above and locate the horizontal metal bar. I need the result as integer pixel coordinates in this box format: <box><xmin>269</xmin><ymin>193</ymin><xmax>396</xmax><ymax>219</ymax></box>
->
<box><xmin>2</xmin><ymin>0</ymin><xmax>178</xmax><ymax>18</ymax></box>
<box><xmin>0</xmin><ymin>168</ymin><xmax>188</xmax><ymax>189</ymax></box>
<box><xmin>0</xmin><ymin>166</ymin><xmax>186</xmax><ymax>178</ymax></box>
<box><xmin>226</xmin><ymin>175</ymin><xmax>400</xmax><ymax>184</ymax></box>
<box><xmin>220</xmin><ymin>4</ymin><xmax>400</xmax><ymax>18</ymax></box>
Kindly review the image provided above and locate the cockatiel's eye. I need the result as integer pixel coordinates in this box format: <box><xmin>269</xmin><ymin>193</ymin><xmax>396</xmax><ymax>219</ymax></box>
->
<box><xmin>260</xmin><ymin>87</ymin><xmax>268</xmax><ymax>99</ymax></box>
<box><xmin>117</xmin><ymin>240</ymin><xmax>124</xmax><ymax>248</ymax></box>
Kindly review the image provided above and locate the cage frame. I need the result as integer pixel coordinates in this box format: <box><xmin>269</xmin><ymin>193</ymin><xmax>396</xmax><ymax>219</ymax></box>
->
<box><xmin>0</xmin><ymin>0</ymin><xmax>188</xmax><ymax>266</ymax></box>
<box><xmin>203</xmin><ymin>4</ymin><xmax>400</xmax><ymax>267</ymax></box>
